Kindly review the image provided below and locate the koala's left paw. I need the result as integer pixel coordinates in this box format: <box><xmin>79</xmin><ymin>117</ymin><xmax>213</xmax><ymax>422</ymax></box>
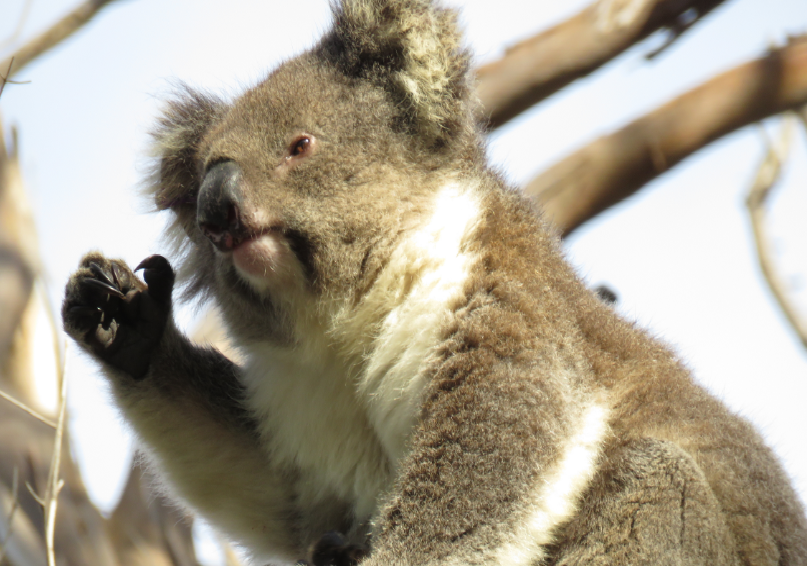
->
<box><xmin>305</xmin><ymin>531</ymin><xmax>367</xmax><ymax>566</ymax></box>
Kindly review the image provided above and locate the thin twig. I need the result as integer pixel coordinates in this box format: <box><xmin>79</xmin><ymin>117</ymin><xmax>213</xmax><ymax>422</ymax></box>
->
<box><xmin>42</xmin><ymin>343</ymin><xmax>69</xmax><ymax>566</ymax></box>
<box><xmin>0</xmin><ymin>468</ymin><xmax>20</xmax><ymax>564</ymax></box>
<box><xmin>0</xmin><ymin>0</ymin><xmax>118</xmax><ymax>80</ymax></box>
<box><xmin>0</xmin><ymin>56</ymin><xmax>32</xmax><ymax>101</ymax></box>
<box><xmin>645</xmin><ymin>7</ymin><xmax>699</xmax><ymax>60</ymax></box>
<box><xmin>25</xmin><ymin>482</ymin><xmax>44</xmax><ymax>506</ymax></box>
<box><xmin>745</xmin><ymin>116</ymin><xmax>807</xmax><ymax>351</ymax></box>
<box><xmin>0</xmin><ymin>389</ymin><xmax>57</xmax><ymax>429</ymax></box>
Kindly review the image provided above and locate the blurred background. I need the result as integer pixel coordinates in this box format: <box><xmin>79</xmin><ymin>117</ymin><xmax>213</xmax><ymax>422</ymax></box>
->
<box><xmin>0</xmin><ymin>0</ymin><xmax>805</xmax><ymax>564</ymax></box>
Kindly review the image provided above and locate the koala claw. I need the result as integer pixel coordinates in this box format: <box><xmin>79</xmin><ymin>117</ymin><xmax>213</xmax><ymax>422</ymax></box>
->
<box><xmin>89</xmin><ymin>261</ymin><xmax>116</xmax><ymax>285</ymax></box>
<box><xmin>135</xmin><ymin>254</ymin><xmax>175</xmax><ymax>304</ymax></box>
<box><xmin>82</xmin><ymin>276</ymin><xmax>126</xmax><ymax>299</ymax></box>
<box><xmin>135</xmin><ymin>254</ymin><xmax>169</xmax><ymax>271</ymax></box>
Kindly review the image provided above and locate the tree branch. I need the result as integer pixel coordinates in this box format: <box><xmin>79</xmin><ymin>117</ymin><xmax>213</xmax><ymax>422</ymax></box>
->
<box><xmin>476</xmin><ymin>0</ymin><xmax>727</xmax><ymax>130</ymax></box>
<box><xmin>746</xmin><ymin>117</ymin><xmax>807</xmax><ymax>351</ymax></box>
<box><xmin>0</xmin><ymin>0</ymin><xmax>118</xmax><ymax>80</ymax></box>
<box><xmin>525</xmin><ymin>36</ymin><xmax>807</xmax><ymax>237</ymax></box>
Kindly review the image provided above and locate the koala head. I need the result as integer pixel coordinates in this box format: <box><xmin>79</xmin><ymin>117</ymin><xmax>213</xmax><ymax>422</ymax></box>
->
<box><xmin>148</xmin><ymin>0</ymin><xmax>483</xmax><ymax>343</ymax></box>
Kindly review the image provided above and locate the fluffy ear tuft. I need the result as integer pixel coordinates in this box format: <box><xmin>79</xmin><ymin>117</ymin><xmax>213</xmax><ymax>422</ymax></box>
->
<box><xmin>144</xmin><ymin>86</ymin><xmax>224</xmax><ymax>303</ymax></box>
<box><xmin>326</xmin><ymin>0</ymin><xmax>476</xmax><ymax>148</ymax></box>
<box><xmin>147</xmin><ymin>86</ymin><xmax>224</xmax><ymax>212</ymax></box>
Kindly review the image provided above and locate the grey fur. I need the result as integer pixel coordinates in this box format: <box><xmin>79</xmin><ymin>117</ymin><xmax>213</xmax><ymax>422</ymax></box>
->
<box><xmin>62</xmin><ymin>0</ymin><xmax>807</xmax><ymax>564</ymax></box>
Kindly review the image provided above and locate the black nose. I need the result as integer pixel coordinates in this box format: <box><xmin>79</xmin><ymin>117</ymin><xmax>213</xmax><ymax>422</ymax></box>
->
<box><xmin>197</xmin><ymin>161</ymin><xmax>246</xmax><ymax>251</ymax></box>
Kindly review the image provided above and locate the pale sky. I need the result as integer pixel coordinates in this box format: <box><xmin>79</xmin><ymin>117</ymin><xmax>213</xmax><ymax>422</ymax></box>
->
<box><xmin>1</xmin><ymin>0</ymin><xmax>806</xmax><ymax>564</ymax></box>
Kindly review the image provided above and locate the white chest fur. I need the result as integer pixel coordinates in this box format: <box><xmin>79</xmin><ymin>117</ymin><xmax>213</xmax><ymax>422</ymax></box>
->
<box><xmin>241</xmin><ymin>182</ymin><xmax>483</xmax><ymax>520</ymax></box>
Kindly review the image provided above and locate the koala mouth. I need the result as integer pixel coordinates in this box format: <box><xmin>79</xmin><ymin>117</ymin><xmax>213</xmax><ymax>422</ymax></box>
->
<box><xmin>230</xmin><ymin>227</ymin><xmax>288</xmax><ymax>278</ymax></box>
<box><xmin>232</xmin><ymin>226</ymin><xmax>282</xmax><ymax>248</ymax></box>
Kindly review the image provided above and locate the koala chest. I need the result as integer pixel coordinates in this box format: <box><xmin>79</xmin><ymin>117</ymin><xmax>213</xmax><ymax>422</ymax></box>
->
<box><xmin>240</xmin><ymin>181</ymin><xmax>483</xmax><ymax>521</ymax></box>
<box><xmin>242</xmin><ymin>345</ymin><xmax>394</xmax><ymax>521</ymax></box>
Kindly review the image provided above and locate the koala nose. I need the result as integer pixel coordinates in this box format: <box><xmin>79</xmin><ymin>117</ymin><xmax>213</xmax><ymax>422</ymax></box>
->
<box><xmin>197</xmin><ymin>161</ymin><xmax>246</xmax><ymax>252</ymax></box>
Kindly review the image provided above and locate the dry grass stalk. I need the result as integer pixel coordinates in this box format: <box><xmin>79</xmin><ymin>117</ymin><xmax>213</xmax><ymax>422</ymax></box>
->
<box><xmin>0</xmin><ymin>389</ymin><xmax>57</xmax><ymax>429</ymax></box>
<box><xmin>42</xmin><ymin>344</ymin><xmax>68</xmax><ymax>566</ymax></box>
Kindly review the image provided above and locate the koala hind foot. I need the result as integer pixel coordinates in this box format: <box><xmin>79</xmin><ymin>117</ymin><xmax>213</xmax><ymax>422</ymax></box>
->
<box><xmin>62</xmin><ymin>253</ymin><xmax>175</xmax><ymax>379</ymax></box>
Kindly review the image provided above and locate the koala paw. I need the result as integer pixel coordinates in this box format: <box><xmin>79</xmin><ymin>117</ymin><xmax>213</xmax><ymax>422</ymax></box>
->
<box><xmin>62</xmin><ymin>253</ymin><xmax>175</xmax><ymax>379</ymax></box>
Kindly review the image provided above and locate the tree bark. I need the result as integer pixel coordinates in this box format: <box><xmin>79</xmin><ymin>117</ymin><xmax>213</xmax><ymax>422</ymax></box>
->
<box><xmin>476</xmin><ymin>0</ymin><xmax>727</xmax><ymax>130</ymax></box>
<box><xmin>525</xmin><ymin>36</ymin><xmax>807</xmax><ymax>236</ymax></box>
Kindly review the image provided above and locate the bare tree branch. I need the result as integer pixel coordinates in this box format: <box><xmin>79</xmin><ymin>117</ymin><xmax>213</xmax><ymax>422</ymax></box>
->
<box><xmin>476</xmin><ymin>0</ymin><xmax>726</xmax><ymax>129</ymax></box>
<box><xmin>746</xmin><ymin>117</ymin><xmax>807</xmax><ymax>351</ymax></box>
<box><xmin>0</xmin><ymin>0</ymin><xmax>118</xmax><ymax>81</ymax></box>
<box><xmin>525</xmin><ymin>36</ymin><xmax>807</xmax><ymax>237</ymax></box>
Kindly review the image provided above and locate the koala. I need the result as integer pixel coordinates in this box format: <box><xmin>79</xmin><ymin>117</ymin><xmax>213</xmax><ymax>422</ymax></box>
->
<box><xmin>63</xmin><ymin>0</ymin><xmax>807</xmax><ymax>564</ymax></box>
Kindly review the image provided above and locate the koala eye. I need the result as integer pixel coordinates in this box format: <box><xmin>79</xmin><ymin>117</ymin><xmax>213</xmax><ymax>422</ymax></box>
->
<box><xmin>291</xmin><ymin>137</ymin><xmax>310</xmax><ymax>156</ymax></box>
<box><xmin>277</xmin><ymin>134</ymin><xmax>317</xmax><ymax>172</ymax></box>
<box><xmin>289</xmin><ymin>135</ymin><xmax>315</xmax><ymax>158</ymax></box>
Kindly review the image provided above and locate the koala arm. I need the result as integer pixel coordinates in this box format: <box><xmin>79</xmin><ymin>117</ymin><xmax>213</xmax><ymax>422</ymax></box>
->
<box><xmin>364</xmin><ymin>344</ymin><xmax>609</xmax><ymax>566</ymax></box>
<box><xmin>112</xmin><ymin>325</ymin><xmax>299</xmax><ymax>558</ymax></box>
<box><xmin>62</xmin><ymin>253</ymin><xmax>299</xmax><ymax>559</ymax></box>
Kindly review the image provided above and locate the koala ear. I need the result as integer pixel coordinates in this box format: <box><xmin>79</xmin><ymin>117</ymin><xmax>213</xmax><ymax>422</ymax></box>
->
<box><xmin>326</xmin><ymin>0</ymin><xmax>476</xmax><ymax>148</ymax></box>
<box><xmin>148</xmin><ymin>87</ymin><xmax>224</xmax><ymax>211</ymax></box>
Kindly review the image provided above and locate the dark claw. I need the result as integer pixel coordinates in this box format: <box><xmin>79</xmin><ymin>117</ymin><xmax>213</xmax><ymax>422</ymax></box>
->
<box><xmin>68</xmin><ymin>305</ymin><xmax>102</xmax><ymax>318</ymax></box>
<box><xmin>110</xmin><ymin>262</ymin><xmax>121</xmax><ymax>287</ymax></box>
<box><xmin>89</xmin><ymin>262</ymin><xmax>114</xmax><ymax>287</ymax></box>
<box><xmin>84</xmin><ymin>277</ymin><xmax>125</xmax><ymax>299</ymax></box>
<box><xmin>135</xmin><ymin>254</ymin><xmax>169</xmax><ymax>273</ymax></box>
<box><xmin>135</xmin><ymin>254</ymin><xmax>174</xmax><ymax>304</ymax></box>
